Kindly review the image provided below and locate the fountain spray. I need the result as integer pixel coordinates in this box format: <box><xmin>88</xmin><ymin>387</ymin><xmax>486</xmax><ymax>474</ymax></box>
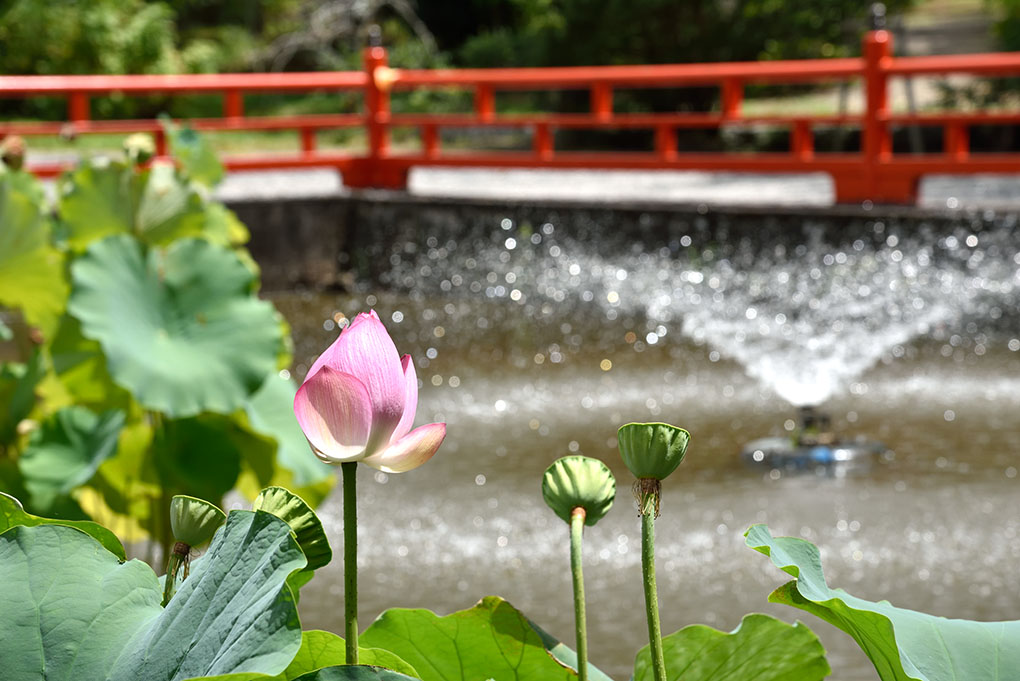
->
<box><xmin>618</xmin><ymin>422</ymin><xmax>691</xmax><ymax>681</ymax></box>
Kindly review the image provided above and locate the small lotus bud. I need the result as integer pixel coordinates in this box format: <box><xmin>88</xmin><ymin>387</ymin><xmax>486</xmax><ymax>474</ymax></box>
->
<box><xmin>542</xmin><ymin>455</ymin><xmax>616</xmax><ymax>526</ymax></box>
<box><xmin>1</xmin><ymin>135</ymin><xmax>26</xmax><ymax>170</ymax></box>
<box><xmin>618</xmin><ymin>422</ymin><xmax>690</xmax><ymax>481</ymax></box>
<box><xmin>169</xmin><ymin>495</ymin><xmax>226</xmax><ymax>548</ymax></box>
<box><xmin>124</xmin><ymin>133</ymin><xmax>156</xmax><ymax>165</ymax></box>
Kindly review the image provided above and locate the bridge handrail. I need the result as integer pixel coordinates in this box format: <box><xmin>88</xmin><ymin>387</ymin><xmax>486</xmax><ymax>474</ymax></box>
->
<box><xmin>2</xmin><ymin>29</ymin><xmax>1019</xmax><ymax>204</ymax></box>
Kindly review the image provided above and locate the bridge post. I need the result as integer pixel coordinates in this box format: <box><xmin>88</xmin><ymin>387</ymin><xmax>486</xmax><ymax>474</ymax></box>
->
<box><xmin>834</xmin><ymin>4</ymin><xmax>918</xmax><ymax>204</ymax></box>
<box><xmin>346</xmin><ymin>26</ymin><xmax>408</xmax><ymax>189</ymax></box>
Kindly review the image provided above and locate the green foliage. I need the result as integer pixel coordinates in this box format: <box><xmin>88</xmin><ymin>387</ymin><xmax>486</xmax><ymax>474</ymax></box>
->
<box><xmin>0</xmin><ymin>169</ymin><xmax>68</xmax><ymax>337</ymax></box>
<box><xmin>0</xmin><ymin>349</ymin><xmax>45</xmax><ymax>446</ymax></box>
<box><xmin>291</xmin><ymin>667</ymin><xmax>420</xmax><ymax>681</ymax></box>
<box><xmin>18</xmin><ymin>406</ymin><xmax>125</xmax><ymax>517</ymax></box>
<box><xmin>69</xmin><ymin>236</ymin><xmax>283</xmax><ymax>417</ymax></box>
<box><xmin>633</xmin><ymin>613</ymin><xmax>830</xmax><ymax>681</ymax></box>
<box><xmin>0</xmin><ymin>509</ymin><xmax>306</xmax><ymax>680</ymax></box>
<box><xmin>161</xmin><ymin>116</ymin><xmax>226</xmax><ymax>188</ymax></box>
<box><xmin>746</xmin><ymin>524</ymin><xmax>1020</xmax><ymax>681</ymax></box>
<box><xmin>0</xmin><ymin>491</ymin><xmax>125</xmax><ymax>559</ymax></box>
<box><xmin>360</xmin><ymin>596</ymin><xmax>607</xmax><ymax>680</ymax></box>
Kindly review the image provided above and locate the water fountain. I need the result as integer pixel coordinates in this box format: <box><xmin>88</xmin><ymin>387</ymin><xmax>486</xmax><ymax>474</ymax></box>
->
<box><xmin>273</xmin><ymin>201</ymin><xmax>1020</xmax><ymax>680</ymax></box>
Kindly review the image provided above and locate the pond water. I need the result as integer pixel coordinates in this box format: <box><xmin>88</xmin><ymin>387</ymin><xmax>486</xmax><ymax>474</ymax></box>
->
<box><xmin>273</xmin><ymin>208</ymin><xmax>1020</xmax><ymax>680</ymax></box>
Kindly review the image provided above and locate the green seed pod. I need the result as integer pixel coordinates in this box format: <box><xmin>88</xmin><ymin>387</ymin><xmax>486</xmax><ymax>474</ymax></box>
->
<box><xmin>169</xmin><ymin>495</ymin><xmax>226</xmax><ymax>548</ymax></box>
<box><xmin>618</xmin><ymin>422</ymin><xmax>690</xmax><ymax>481</ymax></box>
<box><xmin>542</xmin><ymin>455</ymin><xmax>616</xmax><ymax>526</ymax></box>
<box><xmin>124</xmin><ymin>133</ymin><xmax>156</xmax><ymax>165</ymax></box>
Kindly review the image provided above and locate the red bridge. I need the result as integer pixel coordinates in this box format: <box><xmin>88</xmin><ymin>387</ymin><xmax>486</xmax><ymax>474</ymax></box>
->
<box><xmin>2</xmin><ymin>29</ymin><xmax>1019</xmax><ymax>205</ymax></box>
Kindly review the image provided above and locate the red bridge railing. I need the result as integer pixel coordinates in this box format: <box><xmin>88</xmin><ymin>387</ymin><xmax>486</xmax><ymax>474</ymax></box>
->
<box><xmin>2</xmin><ymin>29</ymin><xmax>1019</xmax><ymax>204</ymax></box>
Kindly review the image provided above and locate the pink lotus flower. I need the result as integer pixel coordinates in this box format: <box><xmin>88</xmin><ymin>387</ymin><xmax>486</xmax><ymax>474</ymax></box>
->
<box><xmin>294</xmin><ymin>310</ymin><xmax>446</xmax><ymax>472</ymax></box>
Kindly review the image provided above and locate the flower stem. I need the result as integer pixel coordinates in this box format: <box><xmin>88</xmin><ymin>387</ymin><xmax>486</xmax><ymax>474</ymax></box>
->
<box><xmin>569</xmin><ymin>507</ymin><xmax>589</xmax><ymax>681</ymax></box>
<box><xmin>342</xmin><ymin>461</ymin><xmax>359</xmax><ymax>664</ymax></box>
<box><xmin>641</xmin><ymin>491</ymin><xmax>667</xmax><ymax>681</ymax></box>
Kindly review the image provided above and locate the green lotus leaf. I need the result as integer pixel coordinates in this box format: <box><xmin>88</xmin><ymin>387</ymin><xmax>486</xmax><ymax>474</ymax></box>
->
<box><xmin>746</xmin><ymin>524</ymin><xmax>1020</xmax><ymax>681</ymax></box>
<box><xmin>361</xmin><ymin>596</ymin><xmax>602</xmax><ymax>680</ymax></box>
<box><xmin>292</xmin><ymin>668</ymin><xmax>420</xmax><ymax>681</ymax></box>
<box><xmin>58</xmin><ymin>158</ymin><xmax>208</xmax><ymax>250</ymax></box>
<box><xmin>0</xmin><ymin>349</ymin><xmax>44</xmax><ymax>445</ymax></box>
<box><xmin>69</xmin><ymin>235</ymin><xmax>283</xmax><ymax>417</ymax></box>
<box><xmin>161</xmin><ymin>116</ymin><xmax>225</xmax><ymax>188</ymax></box>
<box><xmin>0</xmin><ymin>509</ymin><xmax>305</xmax><ymax>680</ymax></box>
<box><xmin>633</xmin><ymin>613</ymin><xmax>830</xmax><ymax>681</ymax></box>
<box><xmin>0</xmin><ymin>169</ymin><xmax>68</xmax><ymax>336</ymax></box>
<box><xmin>542</xmin><ymin>455</ymin><xmax>616</xmax><ymax>526</ymax></box>
<box><xmin>204</xmin><ymin>202</ymin><xmax>251</xmax><ymax>247</ymax></box>
<box><xmin>246</xmin><ymin>373</ymin><xmax>334</xmax><ymax>489</ymax></box>
<box><xmin>253</xmin><ymin>486</ymin><xmax>331</xmax><ymax>571</ymax></box>
<box><xmin>18</xmin><ymin>406</ymin><xmax>125</xmax><ymax>516</ymax></box>
<box><xmin>0</xmin><ymin>491</ymin><xmax>125</xmax><ymax>559</ymax></box>
<box><xmin>170</xmin><ymin>494</ymin><xmax>226</xmax><ymax>547</ymax></box>
<box><xmin>525</xmin><ymin>616</ymin><xmax>614</xmax><ymax>681</ymax></box>
<box><xmin>184</xmin><ymin>630</ymin><xmax>421</xmax><ymax>681</ymax></box>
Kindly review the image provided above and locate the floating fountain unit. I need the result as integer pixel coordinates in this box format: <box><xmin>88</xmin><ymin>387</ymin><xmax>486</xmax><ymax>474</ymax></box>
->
<box><xmin>741</xmin><ymin>406</ymin><xmax>890</xmax><ymax>473</ymax></box>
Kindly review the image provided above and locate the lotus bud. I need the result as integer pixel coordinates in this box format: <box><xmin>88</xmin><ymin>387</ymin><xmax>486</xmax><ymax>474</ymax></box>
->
<box><xmin>124</xmin><ymin>133</ymin><xmax>156</xmax><ymax>166</ymax></box>
<box><xmin>542</xmin><ymin>455</ymin><xmax>616</xmax><ymax>526</ymax></box>
<box><xmin>169</xmin><ymin>494</ymin><xmax>226</xmax><ymax>548</ymax></box>
<box><xmin>1</xmin><ymin>135</ymin><xmax>26</xmax><ymax>170</ymax></box>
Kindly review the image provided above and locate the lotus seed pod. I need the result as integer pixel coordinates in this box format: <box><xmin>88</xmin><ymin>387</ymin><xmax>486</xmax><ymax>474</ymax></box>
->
<box><xmin>542</xmin><ymin>455</ymin><xmax>616</xmax><ymax>526</ymax></box>
<box><xmin>169</xmin><ymin>495</ymin><xmax>226</xmax><ymax>548</ymax></box>
<box><xmin>617</xmin><ymin>422</ymin><xmax>690</xmax><ymax>481</ymax></box>
<box><xmin>124</xmin><ymin>133</ymin><xmax>156</xmax><ymax>165</ymax></box>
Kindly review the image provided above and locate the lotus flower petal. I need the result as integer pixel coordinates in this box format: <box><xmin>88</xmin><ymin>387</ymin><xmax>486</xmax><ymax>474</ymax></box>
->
<box><xmin>362</xmin><ymin>423</ymin><xmax>447</xmax><ymax>473</ymax></box>
<box><xmin>306</xmin><ymin>311</ymin><xmax>406</xmax><ymax>449</ymax></box>
<box><xmin>294</xmin><ymin>366</ymin><xmax>372</xmax><ymax>464</ymax></box>
<box><xmin>390</xmin><ymin>355</ymin><xmax>418</xmax><ymax>443</ymax></box>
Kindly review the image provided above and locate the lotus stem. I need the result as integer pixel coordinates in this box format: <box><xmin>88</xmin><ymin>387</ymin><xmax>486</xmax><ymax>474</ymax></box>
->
<box><xmin>640</xmin><ymin>483</ymin><xmax>667</xmax><ymax>681</ymax></box>
<box><xmin>342</xmin><ymin>461</ymin><xmax>359</xmax><ymax>664</ymax></box>
<box><xmin>161</xmin><ymin>542</ymin><xmax>189</xmax><ymax>607</ymax></box>
<box><xmin>570</xmin><ymin>507</ymin><xmax>589</xmax><ymax>681</ymax></box>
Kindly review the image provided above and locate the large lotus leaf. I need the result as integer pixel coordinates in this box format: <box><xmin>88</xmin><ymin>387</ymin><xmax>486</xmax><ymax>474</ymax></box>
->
<box><xmin>161</xmin><ymin>116</ymin><xmax>226</xmax><ymax>188</ymax></box>
<box><xmin>153</xmin><ymin>412</ymin><xmax>278</xmax><ymax>504</ymax></box>
<box><xmin>246</xmin><ymin>373</ymin><xmax>334</xmax><ymax>488</ymax></box>
<box><xmin>0</xmin><ymin>170</ymin><xmax>67</xmax><ymax>336</ymax></box>
<box><xmin>745</xmin><ymin>524</ymin><xmax>1020</xmax><ymax>681</ymax></box>
<box><xmin>188</xmin><ymin>630</ymin><xmax>421</xmax><ymax>681</ymax></box>
<box><xmin>632</xmin><ymin>613</ymin><xmax>830</xmax><ymax>681</ymax></box>
<box><xmin>0</xmin><ymin>349</ymin><xmax>44</xmax><ymax>445</ymax></box>
<box><xmin>292</xmin><ymin>668</ymin><xmax>420</xmax><ymax>681</ymax></box>
<box><xmin>18</xmin><ymin>406</ymin><xmax>125</xmax><ymax>516</ymax></box>
<box><xmin>58</xmin><ymin>159</ymin><xmax>208</xmax><ymax>250</ymax></box>
<box><xmin>361</xmin><ymin>596</ymin><xmax>586</xmax><ymax>681</ymax></box>
<box><xmin>0</xmin><ymin>509</ymin><xmax>306</xmax><ymax>680</ymax></box>
<box><xmin>0</xmin><ymin>491</ymin><xmax>125</xmax><ymax>559</ymax></box>
<box><xmin>69</xmin><ymin>235</ymin><xmax>283</xmax><ymax>417</ymax></box>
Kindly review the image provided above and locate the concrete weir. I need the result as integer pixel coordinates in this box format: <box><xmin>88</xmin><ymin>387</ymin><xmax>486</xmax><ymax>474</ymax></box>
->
<box><xmin>227</xmin><ymin>185</ymin><xmax>1017</xmax><ymax>292</ymax></box>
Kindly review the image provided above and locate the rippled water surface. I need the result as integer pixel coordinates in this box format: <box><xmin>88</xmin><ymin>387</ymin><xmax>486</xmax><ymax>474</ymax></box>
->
<box><xmin>272</xmin><ymin>210</ymin><xmax>1020</xmax><ymax>680</ymax></box>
